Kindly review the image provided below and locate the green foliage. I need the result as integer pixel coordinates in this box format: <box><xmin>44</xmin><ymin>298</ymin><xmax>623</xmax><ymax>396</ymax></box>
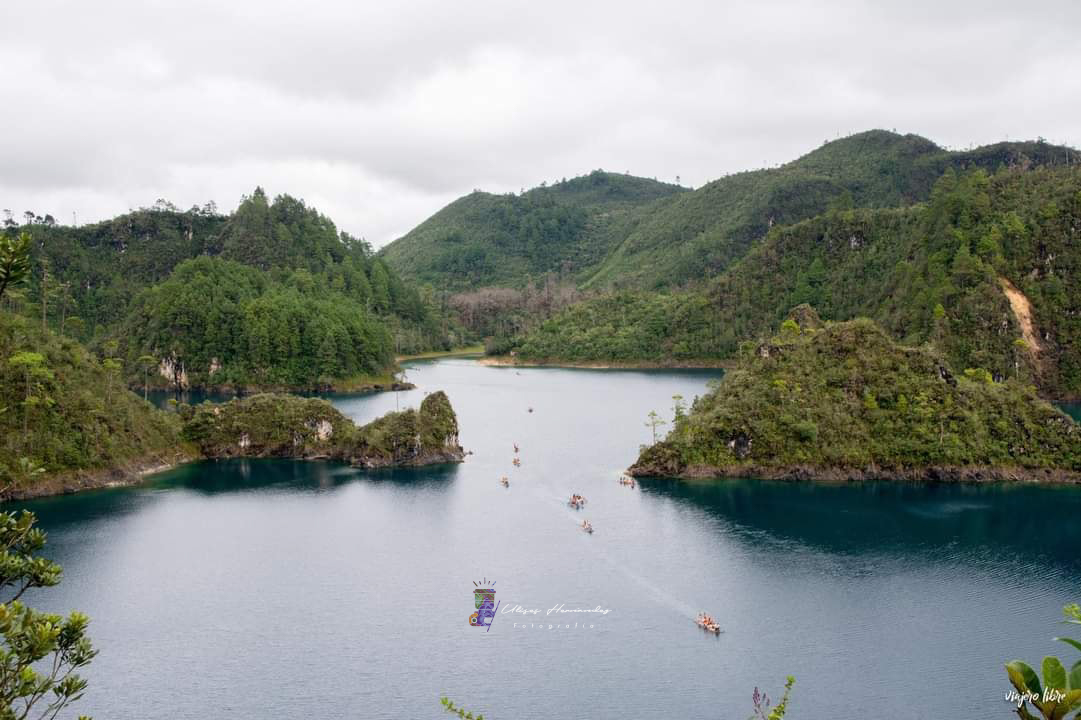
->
<box><xmin>632</xmin><ymin>316</ymin><xmax>1081</xmax><ymax>477</ymax></box>
<box><xmin>381</xmin><ymin>170</ymin><xmax>685</xmax><ymax>289</ymax></box>
<box><xmin>119</xmin><ymin>257</ymin><xmax>395</xmax><ymax>389</ymax></box>
<box><xmin>1005</xmin><ymin>604</ymin><xmax>1081</xmax><ymax>720</ymax></box>
<box><xmin>440</xmin><ymin>696</ymin><xmax>484</xmax><ymax>720</ymax></box>
<box><xmin>0</xmin><ymin>232</ymin><xmax>32</xmax><ymax>301</ymax></box>
<box><xmin>0</xmin><ymin>510</ymin><xmax>96</xmax><ymax>720</ymax></box>
<box><xmin>0</xmin><ymin>311</ymin><xmax>180</xmax><ymax>495</ymax></box>
<box><xmin>13</xmin><ymin>191</ymin><xmax>455</xmax><ymax>355</ymax></box>
<box><xmin>750</xmin><ymin>676</ymin><xmax>795</xmax><ymax>720</ymax></box>
<box><xmin>180</xmin><ymin>390</ymin><xmax>461</xmax><ymax>467</ymax></box>
<box><xmin>517</xmin><ymin>162</ymin><xmax>1081</xmax><ymax>399</ymax></box>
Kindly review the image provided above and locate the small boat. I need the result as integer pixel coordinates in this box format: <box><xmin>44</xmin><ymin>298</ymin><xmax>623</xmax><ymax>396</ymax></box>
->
<box><xmin>581</xmin><ymin>520</ymin><xmax>593</xmax><ymax>534</ymax></box>
<box><xmin>618</xmin><ymin>475</ymin><xmax>636</xmax><ymax>488</ymax></box>
<box><xmin>695</xmin><ymin>614</ymin><xmax>722</xmax><ymax>635</ymax></box>
<box><xmin>567</xmin><ymin>494</ymin><xmax>587</xmax><ymax>509</ymax></box>
<box><xmin>512</xmin><ymin>458</ymin><xmax>521</xmax><ymax>467</ymax></box>
<box><xmin>513</xmin><ymin>444</ymin><xmax>519</xmax><ymax>454</ymax></box>
<box><xmin>500</xmin><ymin>477</ymin><xmax>509</xmax><ymax>487</ymax></box>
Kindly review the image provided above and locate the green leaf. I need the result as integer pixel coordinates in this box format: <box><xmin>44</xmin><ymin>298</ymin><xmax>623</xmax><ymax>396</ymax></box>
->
<box><xmin>1008</xmin><ymin>661</ymin><xmax>1043</xmax><ymax>697</ymax></box>
<box><xmin>1056</xmin><ymin>637</ymin><xmax>1081</xmax><ymax>655</ymax></box>
<box><xmin>1050</xmin><ymin>690</ymin><xmax>1081</xmax><ymax>720</ymax></box>
<box><xmin>1069</xmin><ymin>660</ymin><xmax>1081</xmax><ymax>692</ymax></box>
<box><xmin>1045</xmin><ymin>656</ymin><xmax>1068</xmax><ymax>691</ymax></box>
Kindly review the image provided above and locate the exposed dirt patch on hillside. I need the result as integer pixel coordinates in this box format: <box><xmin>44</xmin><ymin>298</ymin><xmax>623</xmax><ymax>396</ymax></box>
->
<box><xmin>999</xmin><ymin>276</ymin><xmax>1042</xmax><ymax>358</ymax></box>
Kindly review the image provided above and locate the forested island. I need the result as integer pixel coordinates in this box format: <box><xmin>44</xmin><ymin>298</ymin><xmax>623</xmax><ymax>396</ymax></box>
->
<box><xmin>629</xmin><ymin>309</ymin><xmax>1080</xmax><ymax>483</ymax></box>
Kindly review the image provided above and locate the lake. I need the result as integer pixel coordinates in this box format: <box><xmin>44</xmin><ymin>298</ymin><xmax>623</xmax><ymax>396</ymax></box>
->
<box><xmin>16</xmin><ymin>359</ymin><xmax>1081</xmax><ymax>719</ymax></box>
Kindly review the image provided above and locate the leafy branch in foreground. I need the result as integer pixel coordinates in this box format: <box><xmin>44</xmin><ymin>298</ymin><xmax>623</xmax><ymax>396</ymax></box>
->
<box><xmin>0</xmin><ymin>510</ymin><xmax>96</xmax><ymax>720</ymax></box>
<box><xmin>1005</xmin><ymin>604</ymin><xmax>1081</xmax><ymax>719</ymax></box>
<box><xmin>440</xmin><ymin>696</ymin><xmax>484</xmax><ymax>720</ymax></box>
<box><xmin>750</xmin><ymin>676</ymin><xmax>795</xmax><ymax>720</ymax></box>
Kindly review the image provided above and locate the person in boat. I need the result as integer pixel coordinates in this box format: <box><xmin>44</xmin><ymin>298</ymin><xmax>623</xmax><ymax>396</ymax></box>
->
<box><xmin>513</xmin><ymin>443</ymin><xmax>519</xmax><ymax>453</ymax></box>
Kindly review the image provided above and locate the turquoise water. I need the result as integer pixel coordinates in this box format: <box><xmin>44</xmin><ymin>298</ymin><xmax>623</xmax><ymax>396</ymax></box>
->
<box><xmin>15</xmin><ymin>360</ymin><xmax>1081</xmax><ymax>719</ymax></box>
<box><xmin>1063</xmin><ymin>403</ymin><xmax>1080</xmax><ymax>422</ymax></box>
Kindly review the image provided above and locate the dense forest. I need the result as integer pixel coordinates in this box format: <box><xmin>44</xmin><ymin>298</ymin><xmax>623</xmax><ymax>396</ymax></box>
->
<box><xmin>0</xmin><ymin>310</ymin><xmax>182</xmax><ymax>496</ymax></box>
<box><xmin>5</xmin><ymin>188</ymin><xmax>461</xmax><ymax>391</ymax></box>
<box><xmin>379</xmin><ymin>170</ymin><xmax>685</xmax><ymax>288</ymax></box>
<box><xmin>514</xmin><ymin>162</ymin><xmax>1081</xmax><ymax>399</ymax></box>
<box><xmin>630</xmin><ymin>311</ymin><xmax>1080</xmax><ymax>480</ymax></box>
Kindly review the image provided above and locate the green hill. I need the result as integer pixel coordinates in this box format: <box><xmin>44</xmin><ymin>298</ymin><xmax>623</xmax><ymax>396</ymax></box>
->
<box><xmin>378</xmin><ymin>170</ymin><xmax>685</xmax><ymax>288</ymax></box>
<box><xmin>515</xmin><ymin>162</ymin><xmax>1081</xmax><ymax>399</ymax></box>
<box><xmin>583</xmin><ymin>131</ymin><xmax>1071</xmax><ymax>289</ymax></box>
<box><xmin>17</xmin><ymin>189</ymin><xmax>451</xmax><ymax>352</ymax></box>
<box><xmin>381</xmin><ymin>131</ymin><xmax>1071</xmax><ymax>293</ymax></box>
<box><xmin>629</xmin><ymin>313</ymin><xmax>1081</xmax><ymax>482</ymax></box>
<box><xmin>11</xmin><ymin>189</ymin><xmax>459</xmax><ymax>391</ymax></box>
<box><xmin>0</xmin><ymin>311</ymin><xmax>183</xmax><ymax>498</ymax></box>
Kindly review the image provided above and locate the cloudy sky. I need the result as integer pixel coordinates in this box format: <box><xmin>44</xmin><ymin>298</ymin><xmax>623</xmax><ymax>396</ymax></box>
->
<box><xmin>2</xmin><ymin>1</ymin><xmax>1079</xmax><ymax>247</ymax></box>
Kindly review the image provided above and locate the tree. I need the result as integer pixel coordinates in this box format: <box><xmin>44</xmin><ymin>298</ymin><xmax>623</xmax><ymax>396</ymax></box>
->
<box><xmin>137</xmin><ymin>355</ymin><xmax>157</xmax><ymax>401</ymax></box>
<box><xmin>645</xmin><ymin>410</ymin><xmax>667</xmax><ymax>444</ymax></box>
<box><xmin>8</xmin><ymin>352</ymin><xmax>53</xmax><ymax>435</ymax></box>
<box><xmin>0</xmin><ymin>510</ymin><xmax>96</xmax><ymax>719</ymax></box>
<box><xmin>0</xmin><ymin>232</ymin><xmax>32</xmax><ymax>301</ymax></box>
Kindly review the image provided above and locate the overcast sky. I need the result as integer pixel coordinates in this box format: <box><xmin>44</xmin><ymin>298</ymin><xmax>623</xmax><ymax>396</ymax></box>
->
<box><xmin>2</xmin><ymin>1</ymin><xmax>1079</xmax><ymax>247</ymax></box>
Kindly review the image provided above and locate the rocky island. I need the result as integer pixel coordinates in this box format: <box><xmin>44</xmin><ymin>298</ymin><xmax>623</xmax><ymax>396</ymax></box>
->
<box><xmin>180</xmin><ymin>390</ymin><xmax>465</xmax><ymax>468</ymax></box>
<box><xmin>629</xmin><ymin>309</ymin><xmax>1081</xmax><ymax>484</ymax></box>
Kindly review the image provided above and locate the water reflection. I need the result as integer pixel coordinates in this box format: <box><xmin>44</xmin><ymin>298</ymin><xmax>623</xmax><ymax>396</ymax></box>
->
<box><xmin>639</xmin><ymin>477</ymin><xmax>1081</xmax><ymax>571</ymax></box>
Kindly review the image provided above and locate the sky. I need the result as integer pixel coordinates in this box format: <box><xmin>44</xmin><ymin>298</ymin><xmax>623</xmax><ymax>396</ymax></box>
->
<box><xmin>2</xmin><ymin>0</ymin><xmax>1080</xmax><ymax>248</ymax></box>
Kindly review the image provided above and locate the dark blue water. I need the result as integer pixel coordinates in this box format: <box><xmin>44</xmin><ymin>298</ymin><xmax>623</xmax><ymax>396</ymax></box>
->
<box><xmin>15</xmin><ymin>360</ymin><xmax>1081</xmax><ymax>719</ymax></box>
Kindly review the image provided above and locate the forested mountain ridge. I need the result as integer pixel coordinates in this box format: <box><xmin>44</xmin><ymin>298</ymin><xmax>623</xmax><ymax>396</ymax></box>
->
<box><xmin>583</xmin><ymin>130</ymin><xmax>1073</xmax><ymax>289</ymax></box>
<box><xmin>380</xmin><ymin>131</ymin><xmax>1074</xmax><ymax>293</ymax></box>
<box><xmin>378</xmin><ymin>170</ymin><xmax>685</xmax><ymax>288</ymax></box>
<box><xmin>515</xmin><ymin>161</ymin><xmax>1081</xmax><ymax>399</ymax></box>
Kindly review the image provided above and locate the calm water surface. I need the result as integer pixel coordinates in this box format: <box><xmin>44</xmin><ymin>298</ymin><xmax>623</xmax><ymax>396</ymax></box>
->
<box><xmin>17</xmin><ymin>360</ymin><xmax>1081</xmax><ymax>719</ymax></box>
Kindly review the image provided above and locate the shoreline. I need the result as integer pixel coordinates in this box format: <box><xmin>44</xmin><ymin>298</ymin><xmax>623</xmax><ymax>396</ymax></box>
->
<box><xmin>6</xmin><ymin>448</ymin><xmax>199</xmax><ymax>502</ymax></box>
<box><xmin>476</xmin><ymin>355</ymin><xmax>734</xmax><ymax>370</ymax></box>
<box><xmin>138</xmin><ymin>379</ymin><xmax>416</xmax><ymax>398</ymax></box>
<box><xmin>396</xmin><ymin>345</ymin><xmax>485</xmax><ymax>363</ymax></box>
<box><xmin>628</xmin><ymin>462</ymin><xmax>1081</xmax><ymax>485</ymax></box>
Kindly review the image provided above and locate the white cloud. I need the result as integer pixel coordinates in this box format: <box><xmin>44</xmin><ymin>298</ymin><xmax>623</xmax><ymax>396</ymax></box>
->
<box><xmin>2</xmin><ymin>0</ymin><xmax>1079</xmax><ymax>246</ymax></box>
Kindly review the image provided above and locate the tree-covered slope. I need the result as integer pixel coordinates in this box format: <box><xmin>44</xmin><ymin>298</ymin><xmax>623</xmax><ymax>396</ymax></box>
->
<box><xmin>13</xmin><ymin>189</ymin><xmax>450</xmax><ymax>351</ymax></box>
<box><xmin>629</xmin><ymin>313</ymin><xmax>1080</xmax><ymax>482</ymax></box>
<box><xmin>516</xmin><ymin>162</ymin><xmax>1081</xmax><ymax>399</ymax></box>
<box><xmin>117</xmin><ymin>257</ymin><xmax>395</xmax><ymax>391</ymax></box>
<box><xmin>583</xmin><ymin>131</ymin><xmax>1072</xmax><ymax>289</ymax></box>
<box><xmin>0</xmin><ymin>311</ymin><xmax>182</xmax><ymax>497</ymax></box>
<box><xmin>378</xmin><ymin>170</ymin><xmax>685</xmax><ymax>288</ymax></box>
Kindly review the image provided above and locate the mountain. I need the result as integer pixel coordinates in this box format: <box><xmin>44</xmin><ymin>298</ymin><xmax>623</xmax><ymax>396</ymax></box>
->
<box><xmin>515</xmin><ymin>161</ymin><xmax>1081</xmax><ymax>400</ymax></box>
<box><xmin>378</xmin><ymin>170</ymin><xmax>685</xmax><ymax>288</ymax></box>
<box><xmin>381</xmin><ymin>131</ymin><xmax>1073</xmax><ymax>292</ymax></box>
<box><xmin>584</xmin><ymin>131</ymin><xmax>1071</xmax><ymax>289</ymax></box>
<box><xmin>628</xmin><ymin>312</ymin><xmax>1080</xmax><ymax>483</ymax></box>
